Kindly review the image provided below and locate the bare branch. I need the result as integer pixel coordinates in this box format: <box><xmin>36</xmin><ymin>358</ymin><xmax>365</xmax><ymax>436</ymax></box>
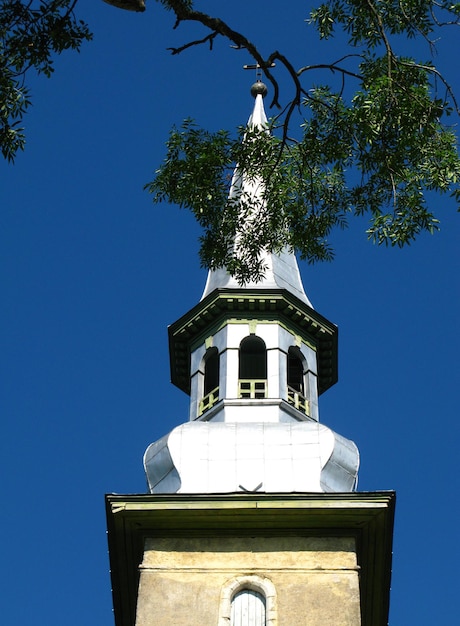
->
<box><xmin>165</xmin><ymin>0</ymin><xmax>282</xmax><ymax>108</ymax></box>
<box><xmin>430</xmin><ymin>2</ymin><xmax>460</xmax><ymax>27</ymax></box>
<box><xmin>297</xmin><ymin>62</ymin><xmax>362</xmax><ymax>81</ymax></box>
<box><xmin>168</xmin><ymin>31</ymin><xmax>218</xmax><ymax>54</ymax></box>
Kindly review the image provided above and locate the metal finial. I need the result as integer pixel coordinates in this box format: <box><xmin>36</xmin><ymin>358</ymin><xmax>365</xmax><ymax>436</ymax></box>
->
<box><xmin>251</xmin><ymin>81</ymin><xmax>268</xmax><ymax>98</ymax></box>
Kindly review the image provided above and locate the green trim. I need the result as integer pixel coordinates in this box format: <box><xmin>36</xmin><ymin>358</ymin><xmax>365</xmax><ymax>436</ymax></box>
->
<box><xmin>238</xmin><ymin>379</ymin><xmax>267</xmax><ymax>399</ymax></box>
<box><xmin>190</xmin><ymin>318</ymin><xmax>318</xmax><ymax>354</ymax></box>
<box><xmin>169</xmin><ymin>288</ymin><xmax>337</xmax><ymax>397</ymax></box>
<box><xmin>199</xmin><ymin>386</ymin><xmax>219</xmax><ymax>415</ymax></box>
<box><xmin>287</xmin><ymin>386</ymin><xmax>310</xmax><ymax>415</ymax></box>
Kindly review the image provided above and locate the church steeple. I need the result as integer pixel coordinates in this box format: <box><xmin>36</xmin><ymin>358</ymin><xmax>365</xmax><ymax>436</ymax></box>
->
<box><xmin>107</xmin><ymin>80</ymin><xmax>394</xmax><ymax>626</ymax></box>
<box><xmin>201</xmin><ymin>82</ymin><xmax>312</xmax><ymax>306</ymax></box>
<box><xmin>143</xmin><ymin>82</ymin><xmax>359</xmax><ymax>494</ymax></box>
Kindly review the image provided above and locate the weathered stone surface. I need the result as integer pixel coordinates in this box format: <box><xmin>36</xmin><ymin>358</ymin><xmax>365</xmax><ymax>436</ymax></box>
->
<box><xmin>135</xmin><ymin>535</ymin><xmax>361</xmax><ymax>626</ymax></box>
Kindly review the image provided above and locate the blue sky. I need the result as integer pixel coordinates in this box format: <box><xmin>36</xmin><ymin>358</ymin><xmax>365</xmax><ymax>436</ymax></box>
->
<box><xmin>1</xmin><ymin>2</ymin><xmax>459</xmax><ymax>624</ymax></box>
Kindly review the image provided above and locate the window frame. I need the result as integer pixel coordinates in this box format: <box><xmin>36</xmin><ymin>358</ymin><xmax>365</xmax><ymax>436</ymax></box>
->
<box><xmin>218</xmin><ymin>575</ymin><xmax>277</xmax><ymax>626</ymax></box>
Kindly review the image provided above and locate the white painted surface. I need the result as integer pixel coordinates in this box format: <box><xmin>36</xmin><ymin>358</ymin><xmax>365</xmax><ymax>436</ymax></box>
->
<box><xmin>144</xmin><ymin>420</ymin><xmax>359</xmax><ymax>494</ymax></box>
<box><xmin>188</xmin><ymin>322</ymin><xmax>319</xmax><ymax>420</ymax></box>
<box><xmin>231</xmin><ymin>589</ymin><xmax>266</xmax><ymax>626</ymax></box>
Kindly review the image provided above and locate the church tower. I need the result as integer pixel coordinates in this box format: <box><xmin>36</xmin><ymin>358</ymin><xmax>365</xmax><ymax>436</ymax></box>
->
<box><xmin>106</xmin><ymin>82</ymin><xmax>394</xmax><ymax>626</ymax></box>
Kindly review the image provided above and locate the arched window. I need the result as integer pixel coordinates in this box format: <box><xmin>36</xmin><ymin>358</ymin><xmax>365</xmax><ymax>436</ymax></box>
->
<box><xmin>199</xmin><ymin>347</ymin><xmax>219</xmax><ymax>415</ymax></box>
<box><xmin>231</xmin><ymin>588</ymin><xmax>266</xmax><ymax>626</ymax></box>
<box><xmin>287</xmin><ymin>347</ymin><xmax>309</xmax><ymax>415</ymax></box>
<box><xmin>204</xmin><ymin>347</ymin><xmax>219</xmax><ymax>396</ymax></box>
<box><xmin>287</xmin><ymin>347</ymin><xmax>304</xmax><ymax>393</ymax></box>
<box><xmin>238</xmin><ymin>336</ymin><xmax>267</xmax><ymax>399</ymax></box>
<box><xmin>218</xmin><ymin>575</ymin><xmax>276</xmax><ymax>626</ymax></box>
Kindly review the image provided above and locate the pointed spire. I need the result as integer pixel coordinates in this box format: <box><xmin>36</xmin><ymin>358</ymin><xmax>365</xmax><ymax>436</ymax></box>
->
<box><xmin>248</xmin><ymin>81</ymin><xmax>268</xmax><ymax>127</ymax></box>
<box><xmin>201</xmin><ymin>82</ymin><xmax>313</xmax><ymax>307</ymax></box>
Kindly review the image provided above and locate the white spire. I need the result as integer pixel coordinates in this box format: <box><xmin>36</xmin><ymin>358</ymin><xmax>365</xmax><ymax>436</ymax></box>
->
<box><xmin>248</xmin><ymin>89</ymin><xmax>268</xmax><ymax>127</ymax></box>
<box><xmin>201</xmin><ymin>89</ymin><xmax>312</xmax><ymax>307</ymax></box>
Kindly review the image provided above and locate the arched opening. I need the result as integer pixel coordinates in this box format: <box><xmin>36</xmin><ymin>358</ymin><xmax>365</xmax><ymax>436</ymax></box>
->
<box><xmin>218</xmin><ymin>575</ymin><xmax>276</xmax><ymax>626</ymax></box>
<box><xmin>199</xmin><ymin>347</ymin><xmax>219</xmax><ymax>415</ymax></box>
<box><xmin>231</xmin><ymin>588</ymin><xmax>266</xmax><ymax>626</ymax></box>
<box><xmin>287</xmin><ymin>347</ymin><xmax>304</xmax><ymax>393</ymax></box>
<box><xmin>204</xmin><ymin>347</ymin><xmax>219</xmax><ymax>396</ymax></box>
<box><xmin>287</xmin><ymin>347</ymin><xmax>309</xmax><ymax>415</ymax></box>
<box><xmin>238</xmin><ymin>336</ymin><xmax>267</xmax><ymax>399</ymax></box>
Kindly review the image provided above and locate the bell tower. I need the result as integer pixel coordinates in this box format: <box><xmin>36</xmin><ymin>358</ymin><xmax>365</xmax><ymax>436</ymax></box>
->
<box><xmin>106</xmin><ymin>82</ymin><xmax>394</xmax><ymax>626</ymax></box>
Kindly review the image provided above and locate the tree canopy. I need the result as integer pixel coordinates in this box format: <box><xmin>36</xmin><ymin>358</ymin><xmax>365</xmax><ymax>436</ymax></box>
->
<box><xmin>2</xmin><ymin>1</ymin><xmax>460</xmax><ymax>281</ymax></box>
<box><xmin>0</xmin><ymin>1</ymin><xmax>91</xmax><ymax>161</ymax></box>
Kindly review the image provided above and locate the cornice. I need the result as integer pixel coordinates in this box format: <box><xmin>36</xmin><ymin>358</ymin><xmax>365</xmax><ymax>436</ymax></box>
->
<box><xmin>168</xmin><ymin>288</ymin><xmax>338</xmax><ymax>395</ymax></box>
<box><xmin>106</xmin><ymin>491</ymin><xmax>395</xmax><ymax>626</ymax></box>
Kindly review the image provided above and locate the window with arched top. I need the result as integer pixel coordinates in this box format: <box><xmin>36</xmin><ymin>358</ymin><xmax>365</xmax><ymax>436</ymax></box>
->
<box><xmin>238</xmin><ymin>336</ymin><xmax>267</xmax><ymax>399</ymax></box>
<box><xmin>204</xmin><ymin>347</ymin><xmax>219</xmax><ymax>395</ymax></box>
<box><xmin>287</xmin><ymin>346</ymin><xmax>309</xmax><ymax>415</ymax></box>
<box><xmin>218</xmin><ymin>575</ymin><xmax>276</xmax><ymax>626</ymax></box>
<box><xmin>231</xmin><ymin>588</ymin><xmax>266</xmax><ymax>626</ymax></box>
<box><xmin>199</xmin><ymin>347</ymin><xmax>219</xmax><ymax>415</ymax></box>
<box><xmin>287</xmin><ymin>347</ymin><xmax>304</xmax><ymax>393</ymax></box>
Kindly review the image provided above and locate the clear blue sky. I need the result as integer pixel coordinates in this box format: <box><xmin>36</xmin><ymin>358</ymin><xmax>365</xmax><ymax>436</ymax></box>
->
<box><xmin>1</xmin><ymin>2</ymin><xmax>459</xmax><ymax>624</ymax></box>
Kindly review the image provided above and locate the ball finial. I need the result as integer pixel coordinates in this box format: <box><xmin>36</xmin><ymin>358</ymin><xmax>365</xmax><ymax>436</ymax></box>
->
<box><xmin>251</xmin><ymin>81</ymin><xmax>268</xmax><ymax>98</ymax></box>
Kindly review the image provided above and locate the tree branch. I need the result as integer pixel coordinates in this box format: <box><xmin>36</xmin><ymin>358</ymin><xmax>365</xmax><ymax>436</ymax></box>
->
<box><xmin>399</xmin><ymin>59</ymin><xmax>460</xmax><ymax>114</ymax></box>
<box><xmin>165</xmin><ymin>0</ymin><xmax>281</xmax><ymax>108</ymax></box>
<box><xmin>297</xmin><ymin>62</ymin><xmax>362</xmax><ymax>81</ymax></box>
<box><xmin>168</xmin><ymin>31</ymin><xmax>218</xmax><ymax>54</ymax></box>
<box><xmin>364</xmin><ymin>0</ymin><xmax>395</xmax><ymax>76</ymax></box>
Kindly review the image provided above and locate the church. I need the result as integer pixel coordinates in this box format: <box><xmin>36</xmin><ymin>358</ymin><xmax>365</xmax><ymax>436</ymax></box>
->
<box><xmin>106</xmin><ymin>81</ymin><xmax>395</xmax><ymax>626</ymax></box>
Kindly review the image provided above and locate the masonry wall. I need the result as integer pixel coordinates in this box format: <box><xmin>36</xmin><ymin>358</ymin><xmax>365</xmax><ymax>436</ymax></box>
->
<box><xmin>135</xmin><ymin>535</ymin><xmax>361</xmax><ymax>626</ymax></box>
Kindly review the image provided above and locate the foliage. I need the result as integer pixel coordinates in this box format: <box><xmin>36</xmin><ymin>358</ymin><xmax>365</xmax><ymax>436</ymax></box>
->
<box><xmin>147</xmin><ymin>0</ymin><xmax>460</xmax><ymax>282</ymax></box>
<box><xmin>1</xmin><ymin>0</ymin><xmax>460</xmax><ymax>281</ymax></box>
<box><xmin>148</xmin><ymin>80</ymin><xmax>460</xmax><ymax>282</ymax></box>
<box><xmin>0</xmin><ymin>0</ymin><xmax>91</xmax><ymax>161</ymax></box>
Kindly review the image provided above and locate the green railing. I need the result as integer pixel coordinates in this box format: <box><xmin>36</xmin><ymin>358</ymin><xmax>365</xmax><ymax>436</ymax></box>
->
<box><xmin>238</xmin><ymin>379</ymin><xmax>267</xmax><ymax>399</ymax></box>
<box><xmin>199</xmin><ymin>386</ymin><xmax>219</xmax><ymax>415</ymax></box>
<box><xmin>287</xmin><ymin>386</ymin><xmax>309</xmax><ymax>415</ymax></box>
